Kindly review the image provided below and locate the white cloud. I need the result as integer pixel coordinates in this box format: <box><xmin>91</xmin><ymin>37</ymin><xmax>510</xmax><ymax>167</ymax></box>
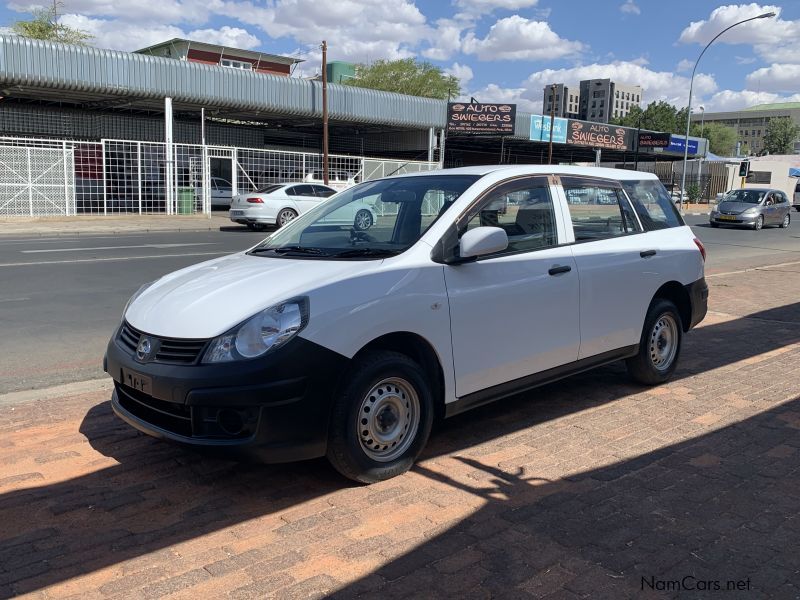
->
<box><xmin>223</xmin><ymin>0</ymin><xmax>428</xmax><ymax>63</ymax></box>
<box><xmin>619</xmin><ymin>0</ymin><xmax>640</xmax><ymax>15</ymax></box>
<box><xmin>454</xmin><ymin>0</ymin><xmax>539</xmax><ymax>12</ymax></box>
<box><xmin>702</xmin><ymin>89</ymin><xmax>800</xmax><ymax>112</ymax></box>
<box><xmin>678</xmin><ymin>3</ymin><xmax>800</xmax><ymax>66</ymax></box>
<box><xmin>10</xmin><ymin>0</ymin><xmax>222</xmax><ymax>26</ymax></box>
<box><xmin>522</xmin><ymin>61</ymin><xmax>717</xmax><ymax>109</ymax></box>
<box><xmin>745</xmin><ymin>63</ymin><xmax>800</xmax><ymax>93</ymax></box>
<box><xmin>464</xmin><ymin>82</ymin><xmax>541</xmax><ymax>112</ymax></box>
<box><xmin>445</xmin><ymin>62</ymin><xmax>474</xmax><ymax>87</ymax></box>
<box><xmin>187</xmin><ymin>26</ymin><xmax>260</xmax><ymax>49</ymax></box>
<box><xmin>421</xmin><ymin>19</ymin><xmax>463</xmax><ymax>61</ymax></box>
<box><xmin>735</xmin><ymin>55</ymin><xmax>757</xmax><ymax>64</ymax></box>
<box><xmin>461</xmin><ymin>16</ymin><xmax>583</xmax><ymax>61</ymax></box>
<box><xmin>59</xmin><ymin>14</ymin><xmax>185</xmax><ymax>50</ymax></box>
<box><xmin>676</xmin><ymin>59</ymin><xmax>694</xmax><ymax>72</ymax></box>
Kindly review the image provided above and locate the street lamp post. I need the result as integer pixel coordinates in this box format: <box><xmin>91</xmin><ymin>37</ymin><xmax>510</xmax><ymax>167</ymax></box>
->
<box><xmin>679</xmin><ymin>10</ymin><xmax>775</xmax><ymax>211</ymax></box>
<box><xmin>697</xmin><ymin>105</ymin><xmax>705</xmax><ymax>201</ymax></box>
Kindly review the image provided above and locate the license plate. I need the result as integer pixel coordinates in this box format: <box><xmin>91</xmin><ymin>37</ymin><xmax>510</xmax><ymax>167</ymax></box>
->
<box><xmin>121</xmin><ymin>367</ymin><xmax>152</xmax><ymax>394</ymax></box>
<box><xmin>719</xmin><ymin>215</ymin><xmax>736</xmax><ymax>221</ymax></box>
<box><xmin>231</xmin><ymin>210</ymin><xmax>244</xmax><ymax>216</ymax></box>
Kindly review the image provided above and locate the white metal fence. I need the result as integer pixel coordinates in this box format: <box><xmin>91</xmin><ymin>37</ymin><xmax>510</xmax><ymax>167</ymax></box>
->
<box><xmin>0</xmin><ymin>137</ymin><xmax>438</xmax><ymax>217</ymax></box>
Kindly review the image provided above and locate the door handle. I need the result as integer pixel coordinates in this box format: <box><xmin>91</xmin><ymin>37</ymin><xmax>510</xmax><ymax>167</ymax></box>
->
<box><xmin>548</xmin><ymin>265</ymin><xmax>572</xmax><ymax>276</ymax></box>
<box><xmin>640</xmin><ymin>250</ymin><xmax>657</xmax><ymax>258</ymax></box>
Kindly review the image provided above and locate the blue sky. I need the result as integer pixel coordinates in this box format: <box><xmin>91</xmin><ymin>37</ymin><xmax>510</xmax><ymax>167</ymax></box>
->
<box><xmin>3</xmin><ymin>0</ymin><xmax>800</xmax><ymax>113</ymax></box>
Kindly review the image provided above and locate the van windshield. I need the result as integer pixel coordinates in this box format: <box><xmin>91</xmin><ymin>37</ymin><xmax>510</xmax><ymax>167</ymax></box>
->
<box><xmin>248</xmin><ymin>175</ymin><xmax>480</xmax><ymax>259</ymax></box>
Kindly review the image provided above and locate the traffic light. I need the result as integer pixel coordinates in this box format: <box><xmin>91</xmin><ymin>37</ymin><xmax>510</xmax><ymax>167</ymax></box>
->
<box><xmin>738</xmin><ymin>161</ymin><xmax>750</xmax><ymax>177</ymax></box>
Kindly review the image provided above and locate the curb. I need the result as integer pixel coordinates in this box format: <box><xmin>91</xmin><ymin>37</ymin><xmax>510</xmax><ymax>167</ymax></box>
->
<box><xmin>0</xmin><ymin>225</ymin><xmax>224</xmax><ymax>237</ymax></box>
<box><xmin>0</xmin><ymin>378</ymin><xmax>112</xmax><ymax>407</ymax></box>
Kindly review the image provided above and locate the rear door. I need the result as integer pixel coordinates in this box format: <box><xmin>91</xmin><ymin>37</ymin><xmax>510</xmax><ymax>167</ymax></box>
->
<box><xmin>286</xmin><ymin>185</ymin><xmax>318</xmax><ymax>213</ymax></box>
<box><xmin>557</xmin><ymin>176</ymin><xmax>656</xmax><ymax>360</ymax></box>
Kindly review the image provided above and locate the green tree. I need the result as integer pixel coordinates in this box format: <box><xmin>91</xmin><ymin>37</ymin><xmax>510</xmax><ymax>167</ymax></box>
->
<box><xmin>11</xmin><ymin>6</ymin><xmax>92</xmax><ymax>45</ymax></box>
<box><xmin>763</xmin><ymin>117</ymin><xmax>800</xmax><ymax>155</ymax></box>
<box><xmin>611</xmin><ymin>101</ymin><xmax>687</xmax><ymax>135</ymax></box>
<box><xmin>691</xmin><ymin>122</ymin><xmax>737</xmax><ymax>156</ymax></box>
<box><xmin>343</xmin><ymin>58</ymin><xmax>460</xmax><ymax>100</ymax></box>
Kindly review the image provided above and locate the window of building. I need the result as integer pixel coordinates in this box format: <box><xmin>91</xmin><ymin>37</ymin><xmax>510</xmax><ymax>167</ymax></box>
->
<box><xmin>220</xmin><ymin>58</ymin><xmax>253</xmax><ymax>70</ymax></box>
<box><xmin>590</xmin><ymin>111</ymin><xmax>596</xmax><ymax>118</ymax></box>
<box><xmin>591</xmin><ymin>101</ymin><xmax>596</xmax><ymax>108</ymax></box>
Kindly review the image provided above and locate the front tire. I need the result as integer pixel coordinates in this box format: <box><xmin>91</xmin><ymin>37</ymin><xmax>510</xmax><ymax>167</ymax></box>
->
<box><xmin>327</xmin><ymin>351</ymin><xmax>434</xmax><ymax>483</ymax></box>
<box><xmin>753</xmin><ymin>215</ymin><xmax>764</xmax><ymax>231</ymax></box>
<box><xmin>626</xmin><ymin>298</ymin><xmax>683</xmax><ymax>385</ymax></box>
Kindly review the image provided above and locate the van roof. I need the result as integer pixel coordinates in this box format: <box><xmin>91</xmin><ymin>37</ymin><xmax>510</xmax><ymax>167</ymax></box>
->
<box><xmin>389</xmin><ymin>165</ymin><xmax>660</xmax><ymax>181</ymax></box>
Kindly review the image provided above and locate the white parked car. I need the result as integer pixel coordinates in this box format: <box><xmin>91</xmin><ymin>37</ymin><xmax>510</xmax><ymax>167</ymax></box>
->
<box><xmin>106</xmin><ymin>166</ymin><xmax>708</xmax><ymax>483</ymax></box>
<box><xmin>207</xmin><ymin>177</ymin><xmax>233</xmax><ymax>208</ymax></box>
<box><xmin>229</xmin><ymin>182</ymin><xmax>377</xmax><ymax>230</ymax></box>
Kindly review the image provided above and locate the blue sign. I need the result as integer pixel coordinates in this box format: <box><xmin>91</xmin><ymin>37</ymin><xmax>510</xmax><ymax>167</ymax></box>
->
<box><xmin>665</xmin><ymin>135</ymin><xmax>699</xmax><ymax>155</ymax></box>
<box><xmin>530</xmin><ymin>115</ymin><xmax>568</xmax><ymax>143</ymax></box>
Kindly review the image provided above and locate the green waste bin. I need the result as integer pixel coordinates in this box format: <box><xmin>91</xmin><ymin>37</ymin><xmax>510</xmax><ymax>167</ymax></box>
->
<box><xmin>177</xmin><ymin>188</ymin><xmax>194</xmax><ymax>215</ymax></box>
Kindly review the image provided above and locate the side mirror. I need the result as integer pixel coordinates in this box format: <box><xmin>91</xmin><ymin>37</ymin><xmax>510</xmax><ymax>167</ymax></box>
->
<box><xmin>458</xmin><ymin>226</ymin><xmax>508</xmax><ymax>259</ymax></box>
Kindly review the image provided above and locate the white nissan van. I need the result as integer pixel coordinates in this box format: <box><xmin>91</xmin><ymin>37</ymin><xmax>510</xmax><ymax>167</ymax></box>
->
<box><xmin>105</xmin><ymin>166</ymin><xmax>708</xmax><ymax>483</ymax></box>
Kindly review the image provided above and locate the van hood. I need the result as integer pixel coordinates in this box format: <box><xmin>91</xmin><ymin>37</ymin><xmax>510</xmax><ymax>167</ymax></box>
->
<box><xmin>125</xmin><ymin>252</ymin><xmax>377</xmax><ymax>338</ymax></box>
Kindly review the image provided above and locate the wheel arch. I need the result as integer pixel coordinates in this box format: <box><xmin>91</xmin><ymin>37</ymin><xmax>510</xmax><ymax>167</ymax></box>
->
<box><xmin>652</xmin><ymin>281</ymin><xmax>692</xmax><ymax>332</ymax></box>
<box><xmin>352</xmin><ymin>332</ymin><xmax>446</xmax><ymax>420</ymax></box>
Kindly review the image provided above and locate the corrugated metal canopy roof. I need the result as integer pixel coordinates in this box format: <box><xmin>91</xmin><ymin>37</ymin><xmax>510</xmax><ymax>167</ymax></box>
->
<box><xmin>0</xmin><ymin>35</ymin><xmax>446</xmax><ymax>129</ymax></box>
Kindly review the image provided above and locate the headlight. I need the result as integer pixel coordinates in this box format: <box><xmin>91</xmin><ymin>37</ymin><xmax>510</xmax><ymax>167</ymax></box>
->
<box><xmin>203</xmin><ymin>298</ymin><xmax>309</xmax><ymax>363</ymax></box>
<box><xmin>123</xmin><ymin>281</ymin><xmax>155</xmax><ymax>317</ymax></box>
<box><xmin>742</xmin><ymin>207</ymin><xmax>758</xmax><ymax>215</ymax></box>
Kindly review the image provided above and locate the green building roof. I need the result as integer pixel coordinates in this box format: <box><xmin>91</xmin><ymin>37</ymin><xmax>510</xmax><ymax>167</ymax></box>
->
<box><xmin>743</xmin><ymin>102</ymin><xmax>800</xmax><ymax>111</ymax></box>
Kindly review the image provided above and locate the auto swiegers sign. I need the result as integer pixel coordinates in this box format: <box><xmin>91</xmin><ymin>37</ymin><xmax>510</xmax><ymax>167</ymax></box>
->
<box><xmin>447</xmin><ymin>102</ymin><xmax>516</xmax><ymax>135</ymax></box>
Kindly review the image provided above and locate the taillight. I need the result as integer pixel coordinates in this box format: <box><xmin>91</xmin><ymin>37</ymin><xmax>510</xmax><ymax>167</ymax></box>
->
<box><xmin>246</xmin><ymin>197</ymin><xmax>264</xmax><ymax>203</ymax></box>
<box><xmin>693</xmin><ymin>238</ymin><xmax>706</xmax><ymax>262</ymax></box>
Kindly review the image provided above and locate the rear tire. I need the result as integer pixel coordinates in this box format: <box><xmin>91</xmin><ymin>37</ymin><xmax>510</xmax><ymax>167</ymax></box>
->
<box><xmin>780</xmin><ymin>213</ymin><xmax>790</xmax><ymax>228</ymax></box>
<box><xmin>277</xmin><ymin>208</ymin><xmax>298</xmax><ymax>227</ymax></box>
<box><xmin>626</xmin><ymin>298</ymin><xmax>683</xmax><ymax>385</ymax></box>
<box><xmin>354</xmin><ymin>209</ymin><xmax>373</xmax><ymax>231</ymax></box>
<box><xmin>327</xmin><ymin>351</ymin><xmax>433</xmax><ymax>483</ymax></box>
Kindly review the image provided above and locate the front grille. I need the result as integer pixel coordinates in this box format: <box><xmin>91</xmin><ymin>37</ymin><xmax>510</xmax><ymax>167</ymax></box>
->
<box><xmin>115</xmin><ymin>382</ymin><xmax>193</xmax><ymax>437</ymax></box>
<box><xmin>119</xmin><ymin>322</ymin><xmax>208</xmax><ymax>365</ymax></box>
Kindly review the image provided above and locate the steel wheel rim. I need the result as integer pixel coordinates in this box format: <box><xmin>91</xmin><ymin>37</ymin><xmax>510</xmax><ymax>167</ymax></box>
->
<box><xmin>355</xmin><ymin>210</ymin><xmax>371</xmax><ymax>230</ymax></box>
<box><xmin>279</xmin><ymin>210</ymin><xmax>296</xmax><ymax>226</ymax></box>
<box><xmin>357</xmin><ymin>377</ymin><xmax>419</xmax><ymax>462</ymax></box>
<box><xmin>649</xmin><ymin>313</ymin><xmax>678</xmax><ymax>371</ymax></box>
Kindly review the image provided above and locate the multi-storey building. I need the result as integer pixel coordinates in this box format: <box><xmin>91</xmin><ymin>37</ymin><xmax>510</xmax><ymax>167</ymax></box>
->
<box><xmin>692</xmin><ymin>103</ymin><xmax>800</xmax><ymax>155</ymax></box>
<box><xmin>542</xmin><ymin>83</ymin><xmax>581</xmax><ymax>118</ymax></box>
<box><xmin>543</xmin><ymin>79</ymin><xmax>642</xmax><ymax>123</ymax></box>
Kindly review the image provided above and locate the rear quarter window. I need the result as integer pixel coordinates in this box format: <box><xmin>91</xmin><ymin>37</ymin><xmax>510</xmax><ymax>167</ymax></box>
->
<box><xmin>621</xmin><ymin>179</ymin><xmax>684</xmax><ymax>230</ymax></box>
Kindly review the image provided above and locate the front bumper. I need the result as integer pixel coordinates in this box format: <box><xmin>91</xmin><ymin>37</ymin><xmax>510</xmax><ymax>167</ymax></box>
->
<box><xmin>104</xmin><ymin>325</ymin><xmax>348</xmax><ymax>462</ymax></box>
<box><xmin>709</xmin><ymin>213</ymin><xmax>758</xmax><ymax>226</ymax></box>
<box><xmin>685</xmin><ymin>277</ymin><xmax>708</xmax><ymax>330</ymax></box>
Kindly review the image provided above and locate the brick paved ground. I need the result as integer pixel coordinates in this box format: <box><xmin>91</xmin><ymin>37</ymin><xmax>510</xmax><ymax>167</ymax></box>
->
<box><xmin>1</xmin><ymin>264</ymin><xmax>800</xmax><ymax>599</ymax></box>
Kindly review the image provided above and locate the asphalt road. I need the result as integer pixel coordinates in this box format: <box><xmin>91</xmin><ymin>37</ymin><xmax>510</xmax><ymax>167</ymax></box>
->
<box><xmin>0</xmin><ymin>228</ymin><xmax>266</xmax><ymax>394</ymax></box>
<box><xmin>1</xmin><ymin>215</ymin><xmax>798</xmax><ymax>394</ymax></box>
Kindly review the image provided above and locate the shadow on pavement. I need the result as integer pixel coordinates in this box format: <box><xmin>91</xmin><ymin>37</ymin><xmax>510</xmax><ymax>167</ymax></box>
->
<box><xmin>0</xmin><ymin>303</ymin><xmax>798</xmax><ymax>595</ymax></box>
<box><xmin>333</xmin><ymin>398</ymin><xmax>800</xmax><ymax>598</ymax></box>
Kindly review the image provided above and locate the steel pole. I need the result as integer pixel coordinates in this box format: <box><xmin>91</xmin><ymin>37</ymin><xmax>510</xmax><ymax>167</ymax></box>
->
<box><xmin>321</xmin><ymin>40</ymin><xmax>329</xmax><ymax>185</ymax></box>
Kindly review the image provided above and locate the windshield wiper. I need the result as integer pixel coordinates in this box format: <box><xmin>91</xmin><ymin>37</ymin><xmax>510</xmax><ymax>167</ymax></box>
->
<box><xmin>249</xmin><ymin>245</ymin><xmax>328</xmax><ymax>256</ymax></box>
<box><xmin>332</xmin><ymin>248</ymin><xmax>401</xmax><ymax>258</ymax></box>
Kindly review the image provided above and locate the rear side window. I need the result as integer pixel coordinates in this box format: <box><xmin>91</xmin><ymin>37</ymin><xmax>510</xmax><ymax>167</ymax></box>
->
<box><xmin>621</xmin><ymin>179</ymin><xmax>684</xmax><ymax>231</ymax></box>
<box><xmin>562</xmin><ymin>178</ymin><xmax>641</xmax><ymax>242</ymax></box>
